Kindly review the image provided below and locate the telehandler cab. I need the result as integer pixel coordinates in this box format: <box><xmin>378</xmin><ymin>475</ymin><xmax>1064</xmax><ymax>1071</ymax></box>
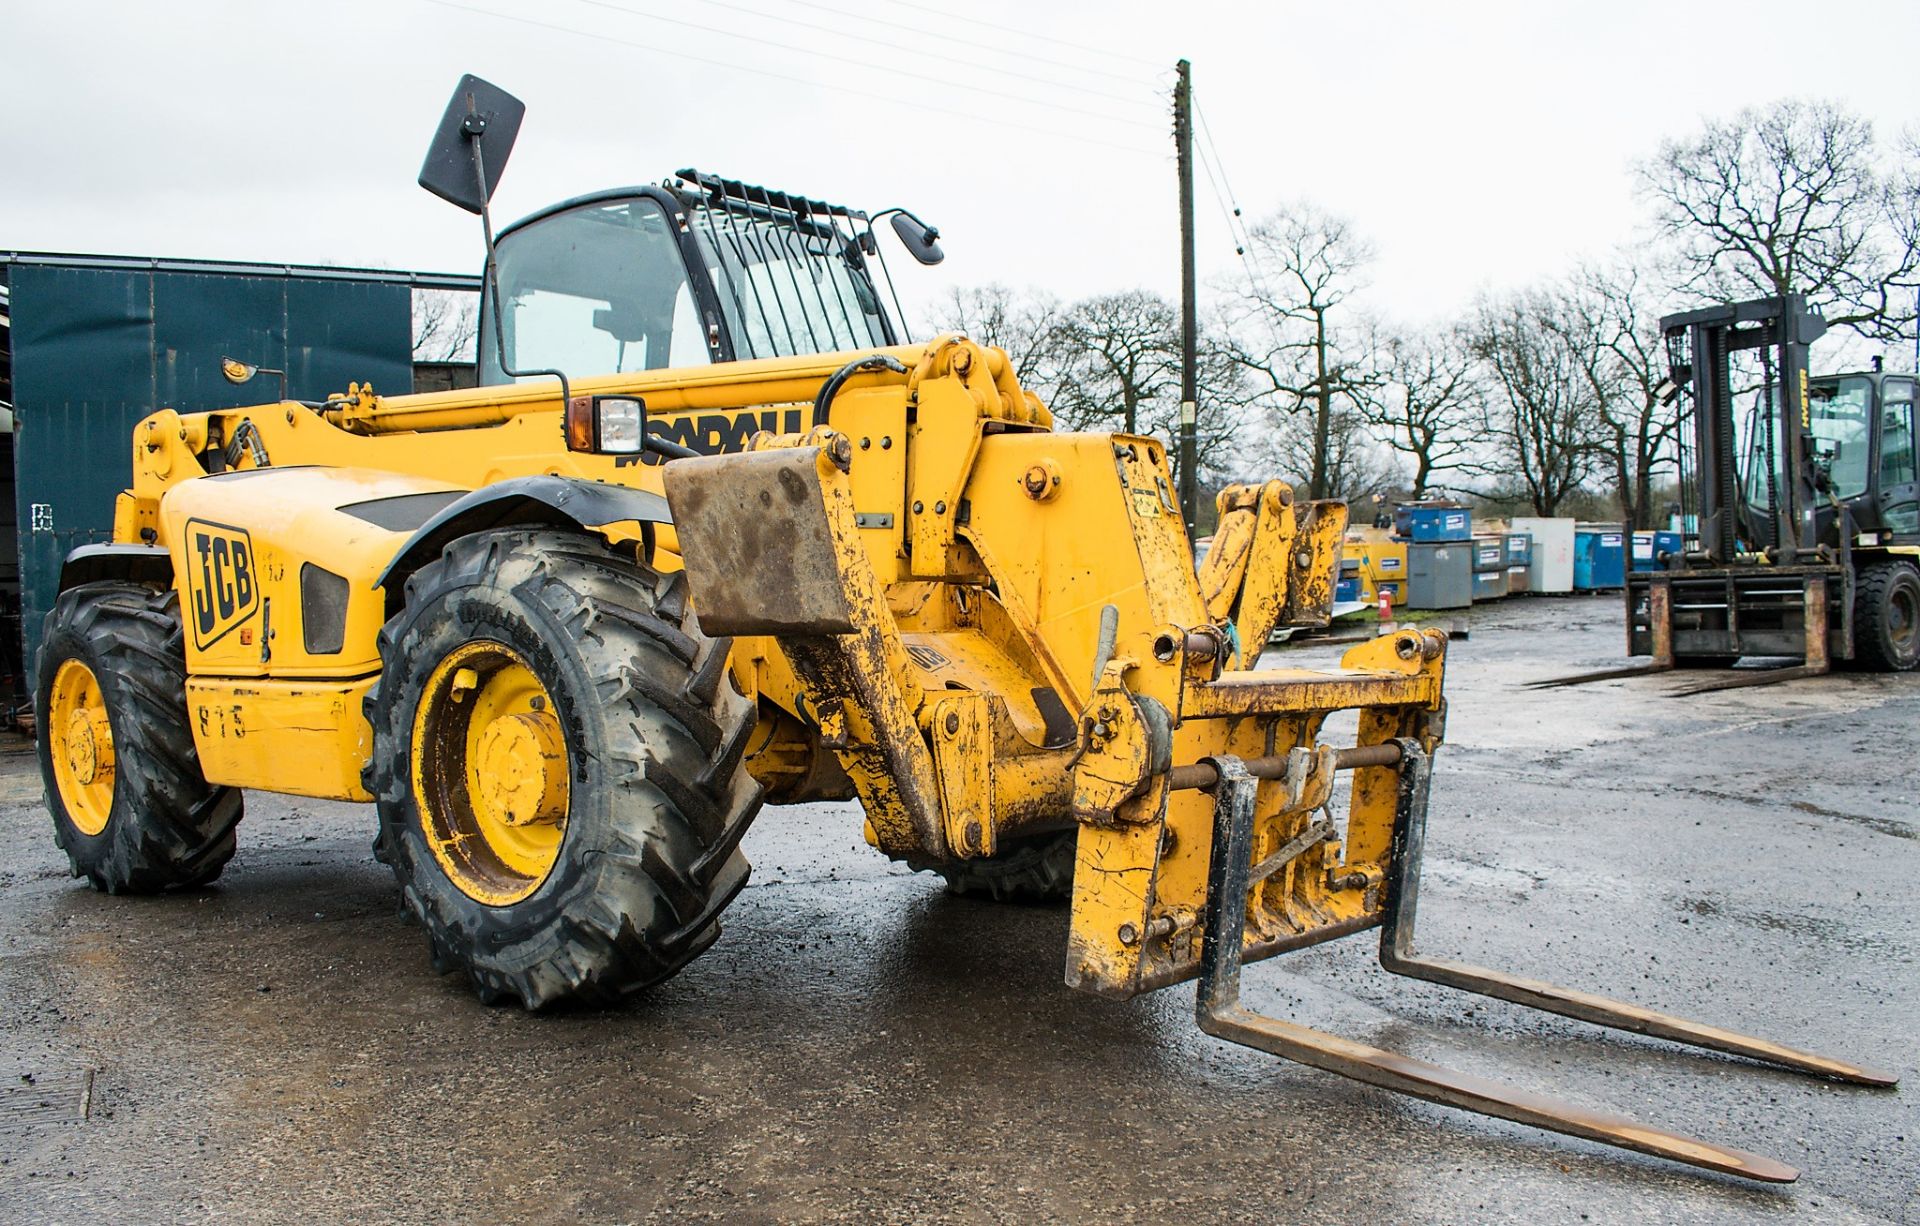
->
<box><xmin>36</xmin><ymin>75</ymin><xmax>1893</xmax><ymax>1182</ymax></box>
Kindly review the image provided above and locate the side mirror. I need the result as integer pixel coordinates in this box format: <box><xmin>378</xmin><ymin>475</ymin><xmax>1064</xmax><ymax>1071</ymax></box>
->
<box><xmin>889</xmin><ymin>212</ymin><xmax>944</xmax><ymax>266</ymax></box>
<box><xmin>418</xmin><ymin>74</ymin><xmax>526</xmax><ymax>213</ymax></box>
<box><xmin>219</xmin><ymin>355</ymin><xmax>287</xmax><ymax>402</ymax></box>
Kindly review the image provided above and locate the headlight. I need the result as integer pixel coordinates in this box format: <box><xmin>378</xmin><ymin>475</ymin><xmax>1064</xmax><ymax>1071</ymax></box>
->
<box><xmin>566</xmin><ymin>395</ymin><xmax>647</xmax><ymax>454</ymax></box>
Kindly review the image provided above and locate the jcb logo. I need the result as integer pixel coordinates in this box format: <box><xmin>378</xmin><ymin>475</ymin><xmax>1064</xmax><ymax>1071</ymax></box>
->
<box><xmin>185</xmin><ymin>519</ymin><xmax>259</xmax><ymax>649</ymax></box>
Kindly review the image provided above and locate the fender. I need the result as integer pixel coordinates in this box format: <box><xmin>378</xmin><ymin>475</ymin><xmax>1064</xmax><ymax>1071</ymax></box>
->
<box><xmin>376</xmin><ymin>475</ymin><xmax>673</xmax><ymax>608</ymax></box>
<box><xmin>59</xmin><ymin>543</ymin><xmax>172</xmax><ymax>592</ymax></box>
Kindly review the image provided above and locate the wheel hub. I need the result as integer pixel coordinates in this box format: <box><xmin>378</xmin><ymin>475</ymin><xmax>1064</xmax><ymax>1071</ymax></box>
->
<box><xmin>474</xmin><ymin>710</ymin><xmax>568</xmax><ymax>828</ymax></box>
<box><xmin>48</xmin><ymin>658</ymin><xmax>115</xmax><ymax>836</ymax></box>
<box><xmin>65</xmin><ymin>707</ymin><xmax>102</xmax><ymax>784</ymax></box>
<box><xmin>412</xmin><ymin>642</ymin><xmax>571</xmax><ymax>906</ymax></box>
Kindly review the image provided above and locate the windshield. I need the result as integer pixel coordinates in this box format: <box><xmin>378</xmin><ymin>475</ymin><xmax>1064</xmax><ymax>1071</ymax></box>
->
<box><xmin>480</xmin><ymin>196</ymin><xmax>710</xmax><ymax>384</ymax></box>
<box><xmin>676</xmin><ymin>174</ymin><xmax>895</xmax><ymax>360</ymax></box>
<box><xmin>1741</xmin><ymin>374</ymin><xmax>1876</xmax><ymax>508</ymax></box>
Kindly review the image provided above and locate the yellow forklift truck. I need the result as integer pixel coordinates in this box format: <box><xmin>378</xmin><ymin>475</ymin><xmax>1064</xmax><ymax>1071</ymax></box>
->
<box><xmin>35</xmin><ymin>77</ymin><xmax>1893</xmax><ymax>1182</ymax></box>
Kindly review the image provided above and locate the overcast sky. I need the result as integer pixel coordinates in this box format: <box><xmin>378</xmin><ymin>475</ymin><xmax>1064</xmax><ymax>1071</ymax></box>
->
<box><xmin>4</xmin><ymin>0</ymin><xmax>1916</xmax><ymax>333</ymax></box>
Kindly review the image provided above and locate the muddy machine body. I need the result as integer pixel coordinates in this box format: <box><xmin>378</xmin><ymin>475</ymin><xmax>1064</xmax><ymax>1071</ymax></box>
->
<box><xmin>36</xmin><ymin>77</ymin><xmax>1893</xmax><ymax>1182</ymax></box>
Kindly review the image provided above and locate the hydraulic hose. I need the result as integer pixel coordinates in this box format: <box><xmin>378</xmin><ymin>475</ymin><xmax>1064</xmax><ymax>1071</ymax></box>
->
<box><xmin>812</xmin><ymin>354</ymin><xmax>911</xmax><ymax>427</ymax></box>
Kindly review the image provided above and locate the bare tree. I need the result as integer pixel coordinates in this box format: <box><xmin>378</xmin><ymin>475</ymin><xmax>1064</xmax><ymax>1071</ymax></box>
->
<box><xmin>1257</xmin><ymin>406</ymin><xmax>1396</xmax><ymax>503</ymax></box>
<box><xmin>413</xmin><ymin>289</ymin><xmax>480</xmax><ymax>362</ymax></box>
<box><xmin>932</xmin><ymin>284</ymin><xmax>1249</xmax><ymax>483</ymax></box>
<box><xmin>1468</xmin><ymin>290</ymin><xmax>1606</xmax><ymax>517</ymax></box>
<box><xmin>931</xmin><ymin>283</ymin><xmax>1063</xmax><ymax>387</ymax></box>
<box><xmin>1553</xmin><ymin>262</ymin><xmax>1685</xmax><ymax>528</ymax></box>
<box><xmin>1225</xmin><ymin>203</ymin><xmax>1376</xmax><ymax>499</ymax></box>
<box><xmin>1353</xmin><ymin>325</ymin><xmax>1482</xmax><ymax>499</ymax></box>
<box><xmin>1640</xmin><ymin>98</ymin><xmax>1920</xmax><ymax>341</ymax></box>
<box><xmin>1047</xmin><ymin>290</ymin><xmax>1182</xmax><ymax>435</ymax></box>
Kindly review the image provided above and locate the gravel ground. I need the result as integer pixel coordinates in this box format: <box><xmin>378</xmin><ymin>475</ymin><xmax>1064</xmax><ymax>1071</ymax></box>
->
<box><xmin>0</xmin><ymin>594</ymin><xmax>1913</xmax><ymax>1224</ymax></box>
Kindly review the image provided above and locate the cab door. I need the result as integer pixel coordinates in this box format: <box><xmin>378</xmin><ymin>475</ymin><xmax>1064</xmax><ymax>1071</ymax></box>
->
<box><xmin>1879</xmin><ymin>376</ymin><xmax>1918</xmax><ymax>539</ymax></box>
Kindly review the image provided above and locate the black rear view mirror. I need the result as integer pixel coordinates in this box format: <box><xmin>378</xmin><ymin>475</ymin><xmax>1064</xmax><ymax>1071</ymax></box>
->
<box><xmin>889</xmin><ymin>212</ymin><xmax>944</xmax><ymax>266</ymax></box>
<box><xmin>418</xmin><ymin>74</ymin><xmax>526</xmax><ymax>213</ymax></box>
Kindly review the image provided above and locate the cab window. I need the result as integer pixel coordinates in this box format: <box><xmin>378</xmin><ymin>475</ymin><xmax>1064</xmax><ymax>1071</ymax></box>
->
<box><xmin>480</xmin><ymin>196</ymin><xmax>712</xmax><ymax>384</ymax></box>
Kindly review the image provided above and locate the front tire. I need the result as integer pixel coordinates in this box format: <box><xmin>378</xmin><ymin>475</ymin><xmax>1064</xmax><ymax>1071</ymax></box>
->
<box><xmin>1853</xmin><ymin>560</ymin><xmax>1920</xmax><ymax>672</ymax></box>
<box><xmin>36</xmin><ymin>582</ymin><xmax>243</xmax><ymax>893</ymax></box>
<box><xmin>365</xmin><ymin>529</ymin><xmax>762</xmax><ymax>1009</ymax></box>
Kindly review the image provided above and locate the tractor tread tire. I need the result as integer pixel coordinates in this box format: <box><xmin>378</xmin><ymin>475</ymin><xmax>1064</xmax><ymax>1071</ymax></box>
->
<box><xmin>365</xmin><ymin>529</ymin><xmax>762</xmax><ymax>1010</ymax></box>
<box><xmin>1852</xmin><ymin>560</ymin><xmax>1920</xmax><ymax>672</ymax></box>
<box><xmin>36</xmin><ymin>582</ymin><xmax>243</xmax><ymax>894</ymax></box>
<box><xmin>927</xmin><ymin>831</ymin><xmax>1076</xmax><ymax>904</ymax></box>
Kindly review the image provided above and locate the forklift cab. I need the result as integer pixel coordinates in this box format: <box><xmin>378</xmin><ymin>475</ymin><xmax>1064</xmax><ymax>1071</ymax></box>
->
<box><xmin>1742</xmin><ymin>371</ymin><xmax>1920</xmax><ymax>545</ymax></box>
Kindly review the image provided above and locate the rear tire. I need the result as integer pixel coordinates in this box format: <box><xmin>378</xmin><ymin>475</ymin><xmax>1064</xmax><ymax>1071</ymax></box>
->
<box><xmin>35</xmin><ymin>582</ymin><xmax>242</xmax><ymax>893</ymax></box>
<box><xmin>927</xmin><ymin>831</ymin><xmax>1076</xmax><ymax>904</ymax></box>
<box><xmin>1852</xmin><ymin>560</ymin><xmax>1920</xmax><ymax>672</ymax></box>
<box><xmin>365</xmin><ymin>529</ymin><xmax>762</xmax><ymax>1009</ymax></box>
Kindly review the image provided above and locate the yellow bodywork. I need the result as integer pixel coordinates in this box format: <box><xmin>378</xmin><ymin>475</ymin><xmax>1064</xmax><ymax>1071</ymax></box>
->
<box><xmin>1344</xmin><ymin>532</ymin><xmax>1410</xmax><ymax>607</ymax></box>
<box><xmin>111</xmin><ymin>332</ymin><xmax>1446</xmax><ymax>999</ymax></box>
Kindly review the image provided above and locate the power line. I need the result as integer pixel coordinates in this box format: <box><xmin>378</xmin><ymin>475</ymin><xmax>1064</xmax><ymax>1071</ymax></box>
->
<box><xmin>670</xmin><ymin>0</ymin><xmax>1161</xmax><ymax>109</ymax></box>
<box><xmin>1195</xmin><ymin>135</ymin><xmax>1241</xmax><ymax>251</ymax></box>
<box><xmin>1195</xmin><ymin>100</ymin><xmax>1253</xmax><ymax>245</ymax></box>
<box><xmin>565</xmin><ymin>0</ymin><xmax>1159</xmax><ymax>130</ymax></box>
<box><xmin>1190</xmin><ymin>91</ymin><xmax>1290</xmax><ymax>353</ymax></box>
<box><xmin>420</xmin><ymin>0</ymin><xmax>1163</xmax><ymax>158</ymax></box>
<box><xmin>1193</xmin><ymin>94</ymin><xmax>1262</xmax><ymax>268</ymax></box>
<box><xmin>770</xmin><ymin>0</ymin><xmax>1159</xmax><ymax>89</ymax></box>
<box><xmin>1196</xmin><ymin>138</ymin><xmax>1274</xmax><ymax>305</ymax></box>
<box><xmin>870</xmin><ymin>0</ymin><xmax>1166</xmax><ymax>70</ymax></box>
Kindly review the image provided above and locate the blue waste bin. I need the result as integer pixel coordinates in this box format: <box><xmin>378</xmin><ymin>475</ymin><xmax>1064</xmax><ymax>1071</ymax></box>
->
<box><xmin>1629</xmin><ymin>530</ymin><xmax>1684</xmax><ymax>572</ymax></box>
<box><xmin>1393</xmin><ymin>504</ymin><xmax>1472</xmax><ymax>542</ymax></box>
<box><xmin>1574</xmin><ymin>527</ymin><xmax>1627</xmax><ymax>590</ymax></box>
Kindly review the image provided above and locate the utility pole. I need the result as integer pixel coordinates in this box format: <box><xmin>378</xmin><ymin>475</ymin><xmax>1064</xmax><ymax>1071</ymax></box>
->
<box><xmin>1173</xmin><ymin>58</ymin><xmax>1198</xmax><ymax>535</ymax></box>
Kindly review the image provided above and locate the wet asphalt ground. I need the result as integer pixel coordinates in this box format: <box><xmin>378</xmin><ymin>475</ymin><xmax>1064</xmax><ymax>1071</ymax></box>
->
<box><xmin>0</xmin><ymin>594</ymin><xmax>1914</xmax><ymax>1224</ymax></box>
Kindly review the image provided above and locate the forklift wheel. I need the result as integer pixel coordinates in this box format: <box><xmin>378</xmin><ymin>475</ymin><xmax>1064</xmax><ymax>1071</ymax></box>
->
<box><xmin>1853</xmin><ymin>560</ymin><xmax>1920</xmax><ymax>672</ymax></box>
<box><xmin>36</xmin><ymin>582</ymin><xmax>243</xmax><ymax>893</ymax></box>
<box><xmin>364</xmin><ymin>529</ymin><xmax>763</xmax><ymax>1009</ymax></box>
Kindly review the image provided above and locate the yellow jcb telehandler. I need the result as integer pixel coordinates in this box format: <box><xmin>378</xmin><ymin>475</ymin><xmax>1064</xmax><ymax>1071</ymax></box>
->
<box><xmin>35</xmin><ymin>76</ymin><xmax>1893</xmax><ymax>1182</ymax></box>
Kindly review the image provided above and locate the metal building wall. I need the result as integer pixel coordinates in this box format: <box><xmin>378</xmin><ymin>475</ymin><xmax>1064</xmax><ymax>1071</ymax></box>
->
<box><xmin>5</xmin><ymin>260</ymin><xmax>417</xmax><ymax>678</ymax></box>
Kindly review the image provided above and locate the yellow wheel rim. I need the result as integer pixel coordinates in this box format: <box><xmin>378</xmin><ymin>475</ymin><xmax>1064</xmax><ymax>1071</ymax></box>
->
<box><xmin>48</xmin><ymin>659</ymin><xmax>116</xmax><ymax>836</ymax></box>
<box><xmin>412</xmin><ymin>641</ymin><xmax>571</xmax><ymax>906</ymax></box>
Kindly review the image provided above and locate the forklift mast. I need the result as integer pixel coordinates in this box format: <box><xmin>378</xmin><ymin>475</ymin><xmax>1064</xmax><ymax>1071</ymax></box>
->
<box><xmin>1661</xmin><ymin>294</ymin><xmax>1828</xmax><ymax>564</ymax></box>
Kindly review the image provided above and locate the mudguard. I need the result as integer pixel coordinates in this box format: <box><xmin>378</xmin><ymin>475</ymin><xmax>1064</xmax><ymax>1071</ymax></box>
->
<box><xmin>376</xmin><ymin>474</ymin><xmax>673</xmax><ymax>599</ymax></box>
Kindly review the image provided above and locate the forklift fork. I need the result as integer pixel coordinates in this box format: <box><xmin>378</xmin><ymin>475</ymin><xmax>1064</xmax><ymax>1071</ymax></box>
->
<box><xmin>1195</xmin><ymin>745</ymin><xmax>1895</xmax><ymax>1184</ymax></box>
